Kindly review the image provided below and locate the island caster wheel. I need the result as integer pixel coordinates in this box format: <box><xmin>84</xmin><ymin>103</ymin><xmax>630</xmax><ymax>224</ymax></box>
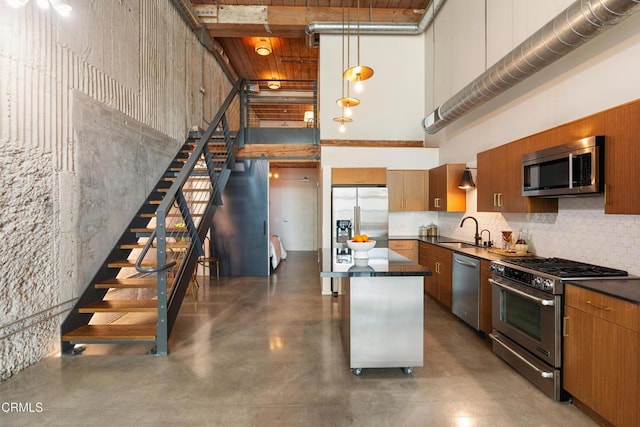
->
<box><xmin>351</xmin><ymin>368</ymin><xmax>363</xmax><ymax>376</ymax></box>
<box><xmin>402</xmin><ymin>367</ymin><xmax>413</xmax><ymax>376</ymax></box>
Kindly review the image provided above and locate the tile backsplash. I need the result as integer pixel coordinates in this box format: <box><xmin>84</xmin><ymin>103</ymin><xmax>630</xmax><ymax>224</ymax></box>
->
<box><xmin>389</xmin><ymin>211</ymin><xmax>439</xmax><ymax>236</ymax></box>
<box><xmin>439</xmin><ymin>192</ymin><xmax>640</xmax><ymax>275</ymax></box>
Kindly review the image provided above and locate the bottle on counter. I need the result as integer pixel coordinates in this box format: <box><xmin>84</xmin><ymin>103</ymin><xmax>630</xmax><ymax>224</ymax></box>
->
<box><xmin>515</xmin><ymin>228</ymin><xmax>528</xmax><ymax>254</ymax></box>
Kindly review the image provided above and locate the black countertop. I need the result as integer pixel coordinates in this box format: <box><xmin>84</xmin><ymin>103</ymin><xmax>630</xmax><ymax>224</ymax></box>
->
<box><xmin>391</xmin><ymin>235</ymin><xmax>640</xmax><ymax>304</ymax></box>
<box><xmin>566</xmin><ymin>278</ymin><xmax>640</xmax><ymax>304</ymax></box>
<box><xmin>319</xmin><ymin>248</ymin><xmax>432</xmax><ymax>278</ymax></box>
<box><xmin>390</xmin><ymin>235</ymin><xmax>505</xmax><ymax>262</ymax></box>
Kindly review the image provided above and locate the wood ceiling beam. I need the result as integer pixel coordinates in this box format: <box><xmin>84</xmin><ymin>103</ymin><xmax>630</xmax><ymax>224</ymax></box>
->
<box><xmin>236</xmin><ymin>144</ymin><xmax>321</xmax><ymax>160</ymax></box>
<box><xmin>321</xmin><ymin>140</ymin><xmax>425</xmax><ymax>148</ymax></box>
<box><xmin>192</xmin><ymin>5</ymin><xmax>422</xmax><ymax>38</ymax></box>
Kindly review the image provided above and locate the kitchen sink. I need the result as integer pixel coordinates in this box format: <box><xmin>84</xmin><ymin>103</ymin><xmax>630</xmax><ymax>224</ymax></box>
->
<box><xmin>440</xmin><ymin>242</ymin><xmax>479</xmax><ymax>249</ymax></box>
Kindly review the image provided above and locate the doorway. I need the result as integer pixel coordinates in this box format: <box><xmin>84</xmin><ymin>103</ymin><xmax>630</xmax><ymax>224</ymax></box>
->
<box><xmin>268</xmin><ymin>166</ymin><xmax>318</xmax><ymax>251</ymax></box>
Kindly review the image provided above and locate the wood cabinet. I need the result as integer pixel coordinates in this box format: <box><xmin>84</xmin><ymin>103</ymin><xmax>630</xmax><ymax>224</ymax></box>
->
<box><xmin>563</xmin><ymin>285</ymin><xmax>639</xmax><ymax>427</ymax></box>
<box><xmin>604</xmin><ymin>100</ymin><xmax>640</xmax><ymax>214</ymax></box>
<box><xmin>388</xmin><ymin>170</ymin><xmax>428</xmax><ymax>212</ymax></box>
<box><xmin>389</xmin><ymin>240</ymin><xmax>418</xmax><ymax>263</ymax></box>
<box><xmin>477</xmin><ymin>142</ymin><xmax>557</xmax><ymax>213</ymax></box>
<box><xmin>428</xmin><ymin>164</ymin><xmax>466</xmax><ymax>212</ymax></box>
<box><xmin>479</xmin><ymin>260</ymin><xmax>492</xmax><ymax>335</ymax></box>
<box><xmin>419</xmin><ymin>242</ymin><xmax>452</xmax><ymax>308</ymax></box>
<box><xmin>331</xmin><ymin>168</ymin><xmax>387</xmax><ymax>186</ymax></box>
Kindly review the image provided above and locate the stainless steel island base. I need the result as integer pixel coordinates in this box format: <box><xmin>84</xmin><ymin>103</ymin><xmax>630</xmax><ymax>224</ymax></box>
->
<box><xmin>343</xmin><ymin>276</ymin><xmax>424</xmax><ymax>374</ymax></box>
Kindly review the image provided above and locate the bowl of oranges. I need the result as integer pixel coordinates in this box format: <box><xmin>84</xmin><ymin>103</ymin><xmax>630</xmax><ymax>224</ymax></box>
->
<box><xmin>347</xmin><ymin>234</ymin><xmax>376</xmax><ymax>259</ymax></box>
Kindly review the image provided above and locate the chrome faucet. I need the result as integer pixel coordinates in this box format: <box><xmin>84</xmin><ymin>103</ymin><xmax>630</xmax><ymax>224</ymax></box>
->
<box><xmin>460</xmin><ymin>216</ymin><xmax>482</xmax><ymax>246</ymax></box>
<box><xmin>480</xmin><ymin>229</ymin><xmax>492</xmax><ymax>247</ymax></box>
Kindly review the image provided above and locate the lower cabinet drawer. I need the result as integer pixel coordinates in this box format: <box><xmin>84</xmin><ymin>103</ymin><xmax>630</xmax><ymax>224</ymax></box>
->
<box><xmin>565</xmin><ymin>285</ymin><xmax>639</xmax><ymax>332</ymax></box>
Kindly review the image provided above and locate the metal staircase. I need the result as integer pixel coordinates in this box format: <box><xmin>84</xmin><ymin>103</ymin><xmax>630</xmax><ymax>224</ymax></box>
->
<box><xmin>61</xmin><ymin>80</ymin><xmax>243</xmax><ymax>355</ymax></box>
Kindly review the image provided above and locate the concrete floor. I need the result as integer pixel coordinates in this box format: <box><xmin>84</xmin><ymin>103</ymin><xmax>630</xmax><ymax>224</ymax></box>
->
<box><xmin>1</xmin><ymin>251</ymin><xmax>595</xmax><ymax>426</ymax></box>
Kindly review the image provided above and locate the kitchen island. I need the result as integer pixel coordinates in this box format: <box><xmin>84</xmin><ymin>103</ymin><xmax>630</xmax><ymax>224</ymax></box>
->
<box><xmin>320</xmin><ymin>248</ymin><xmax>432</xmax><ymax>375</ymax></box>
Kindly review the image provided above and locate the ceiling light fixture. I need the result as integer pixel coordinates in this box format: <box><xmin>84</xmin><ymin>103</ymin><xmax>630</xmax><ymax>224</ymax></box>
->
<box><xmin>267</xmin><ymin>80</ymin><xmax>281</xmax><ymax>90</ymax></box>
<box><xmin>6</xmin><ymin>0</ymin><xmax>72</xmax><ymax>16</ymax></box>
<box><xmin>255</xmin><ymin>38</ymin><xmax>272</xmax><ymax>56</ymax></box>
<box><xmin>343</xmin><ymin>0</ymin><xmax>374</xmax><ymax>92</ymax></box>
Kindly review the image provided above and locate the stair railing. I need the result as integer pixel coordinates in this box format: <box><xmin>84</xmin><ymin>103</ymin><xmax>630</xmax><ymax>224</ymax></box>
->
<box><xmin>135</xmin><ymin>79</ymin><xmax>242</xmax><ymax>354</ymax></box>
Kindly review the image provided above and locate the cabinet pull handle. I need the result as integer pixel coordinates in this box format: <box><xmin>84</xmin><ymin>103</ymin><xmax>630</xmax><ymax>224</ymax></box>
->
<box><xmin>563</xmin><ymin>316</ymin><xmax>569</xmax><ymax>337</ymax></box>
<box><xmin>498</xmin><ymin>193</ymin><xmax>503</xmax><ymax>207</ymax></box>
<box><xmin>493</xmin><ymin>193</ymin><xmax>497</xmax><ymax>207</ymax></box>
<box><xmin>586</xmin><ymin>300</ymin><xmax>611</xmax><ymax>311</ymax></box>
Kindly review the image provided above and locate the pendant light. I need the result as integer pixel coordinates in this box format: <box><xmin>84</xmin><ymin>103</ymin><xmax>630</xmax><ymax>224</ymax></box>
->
<box><xmin>458</xmin><ymin>168</ymin><xmax>476</xmax><ymax>189</ymax></box>
<box><xmin>333</xmin><ymin>2</ymin><xmax>356</xmax><ymax>132</ymax></box>
<box><xmin>343</xmin><ymin>0</ymin><xmax>373</xmax><ymax>92</ymax></box>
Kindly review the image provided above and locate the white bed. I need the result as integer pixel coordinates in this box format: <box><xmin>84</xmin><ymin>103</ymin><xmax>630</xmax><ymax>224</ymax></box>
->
<box><xmin>269</xmin><ymin>235</ymin><xmax>287</xmax><ymax>270</ymax></box>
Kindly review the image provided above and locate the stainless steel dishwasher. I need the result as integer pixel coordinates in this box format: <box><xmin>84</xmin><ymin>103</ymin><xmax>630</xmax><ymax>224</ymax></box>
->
<box><xmin>452</xmin><ymin>253</ymin><xmax>480</xmax><ymax>330</ymax></box>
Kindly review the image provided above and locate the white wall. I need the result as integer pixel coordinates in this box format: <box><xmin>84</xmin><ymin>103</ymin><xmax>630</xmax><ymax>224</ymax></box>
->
<box><xmin>319</xmin><ymin>34</ymin><xmax>425</xmax><ymax>141</ymax></box>
<box><xmin>269</xmin><ymin>168</ymin><xmax>318</xmax><ymax>251</ymax></box>
<box><xmin>423</xmin><ymin>0</ymin><xmax>640</xmax><ymax>274</ymax></box>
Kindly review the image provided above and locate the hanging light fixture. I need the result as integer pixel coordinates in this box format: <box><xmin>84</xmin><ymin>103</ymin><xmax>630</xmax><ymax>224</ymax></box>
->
<box><xmin>458</xmin><ymin>168</ymin><xmax>476</xmax><ymax>189</ymax></box>
<box><xmin>255</xmin><ymin>38</ymin><xmax>272</xmax><ymax>56</ymax></box>
<box><xmin>333</xmin><ymin>115</ymin><xmax>353</xmax><ymax>133</ymax></box>
<box><xmin>343</xmin><ymin>0</ymin><xmax>374</xmax><ymax>92</ymax></box>
<box><xmin>6</xmin><ymin>0</ymin><xmax>72</xmax><ymax>16</ymax></box>
<box><xmin>333</xmin><ymin>2</ymin><xmax>355</xmax><ymax>132</ymax></box>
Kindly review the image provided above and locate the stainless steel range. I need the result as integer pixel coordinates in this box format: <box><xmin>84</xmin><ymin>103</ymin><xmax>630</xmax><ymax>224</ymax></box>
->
<box><xmin>489</xmin><ymin>257</ymin><xmax>628</xmax><ymax>401</ymax></box>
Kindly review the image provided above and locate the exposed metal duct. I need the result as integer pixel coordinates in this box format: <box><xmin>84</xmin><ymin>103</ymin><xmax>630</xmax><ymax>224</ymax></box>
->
<box><xmin>423</xmin><ymin>0</ymin><xmax>640</xmax><ymax>134</ymax></box>
<box><xmin>305</xmin><ymin>0</ymin><xmax>446</xmax><ymax>46</ymax></box>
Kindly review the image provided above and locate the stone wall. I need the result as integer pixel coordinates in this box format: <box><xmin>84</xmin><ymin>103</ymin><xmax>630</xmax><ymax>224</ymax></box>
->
<box><xmin>0</xmin><ymin>0</ymin><xmax>231</xmax><ymax>381</ymax></box>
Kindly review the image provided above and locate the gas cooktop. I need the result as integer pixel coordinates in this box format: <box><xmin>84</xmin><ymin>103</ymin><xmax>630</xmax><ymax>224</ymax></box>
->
<box><xmin>499</xmin><ymin>257</ymin><xmax>628</xmax><ymax>279</ymax></box>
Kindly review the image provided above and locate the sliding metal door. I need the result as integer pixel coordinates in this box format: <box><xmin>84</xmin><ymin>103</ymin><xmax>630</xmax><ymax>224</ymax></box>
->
<box><xmin>211</xmin><ymin>159</ymin><xmax>269</xmax><ymax>276</ymax></box>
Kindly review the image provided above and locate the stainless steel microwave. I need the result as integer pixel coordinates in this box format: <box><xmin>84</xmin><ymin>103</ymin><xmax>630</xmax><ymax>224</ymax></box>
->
<box><xmin>522</xmin><ymin>135</ymin><xmax>604</xmax><ymax>197</ymax></box>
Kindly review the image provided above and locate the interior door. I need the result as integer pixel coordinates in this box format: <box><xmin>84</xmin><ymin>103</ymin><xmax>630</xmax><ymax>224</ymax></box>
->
<box><xmin>211</xmin><ymin>159</ymin><xmax>269</xmax><ymax>276</ymax></box>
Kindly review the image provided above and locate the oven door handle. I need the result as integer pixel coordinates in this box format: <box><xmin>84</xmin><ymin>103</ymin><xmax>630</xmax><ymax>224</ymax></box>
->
<box><xmin>489</xmin><ymin>278</ymin><xmax>555</xmax><ymax>306</ymax></box>
<box><xmin>489</xmin><ymin>333</ymin><xmax>555</xmax><ymax>379</ymax></box>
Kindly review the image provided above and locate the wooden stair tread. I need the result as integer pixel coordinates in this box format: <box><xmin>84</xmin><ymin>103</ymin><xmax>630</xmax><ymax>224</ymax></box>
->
<box><xmin>107</xmin><ymin>260</ymin><xmax>160</xmax><ymax>268</ymax></box>
<box><xmin>163</xmin><ymin>177</ymin><xmax>211</xmax><ymax>182</ymax></box>
<box><xmin>139</xmin><ymin>212</ymin><xmax>203</xmax><ymax>218</ymax></box>
<box><xmin>95</xmin><ymin>278</ymin><xmax>157</xmax><ymax>289</ymax></box>
<box><xmin>79</xmin><ymin>300</ymin><xmax>157</xmax><ymax>313</ymax></box>
<box><xmin>120</xmin><ymin>242</ymin><xmax>190</xmax><ymax>249</ymax></box>
<box><xmin>158</xmin><ymin>188</ymin><xmax>211</xmax><ymax>193</ymax></box>
<box><xmin>62</xmin><ymin>325</ymin><xmax>156</xmax><ymax>342</ymax></box>
<box><xmin>130</xmin><ymin>227</ymin><xmax>191</xmax><ymax>233</ymax></box>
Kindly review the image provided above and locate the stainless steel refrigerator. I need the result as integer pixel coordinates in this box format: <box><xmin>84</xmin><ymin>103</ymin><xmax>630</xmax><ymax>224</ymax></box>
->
<box><xmin>331</xmin><ymin>186</ymin><xmax>389</xmax><ymax>252</ymax></box>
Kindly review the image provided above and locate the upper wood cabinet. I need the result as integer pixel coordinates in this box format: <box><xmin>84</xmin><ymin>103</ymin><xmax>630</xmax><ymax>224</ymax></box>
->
<box><xmin>388</xmin><ymin>170</ymin><xmax>428</xmax><ymax>212</ymax></box>
<box><xmin>428</xmin><ymin>164</ymin><xmax>466</xmax><ymax>212</ymax></box>
<box><xmin>563</xmin><ymin>285</ymin><xmax>639</xmax><ymax>427</ymax></box>
<box><xmin>604</xmin><ymin>100</ymin><xmax>640</xmax><ymax>214</ymax></box>
<box><xmin>331</xmin><ymin>168</ymin><xmax>387</xmax><ymax>186</ymax></box>
<box><xmin>477</xmin><ymin>141</ymin><xmax>557</xmax><ymax>213</ymax></box>
<box><xmin>476</xmin><ymin>97</ymin><xmax>640</xmax><ymax>215</ymax></box>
